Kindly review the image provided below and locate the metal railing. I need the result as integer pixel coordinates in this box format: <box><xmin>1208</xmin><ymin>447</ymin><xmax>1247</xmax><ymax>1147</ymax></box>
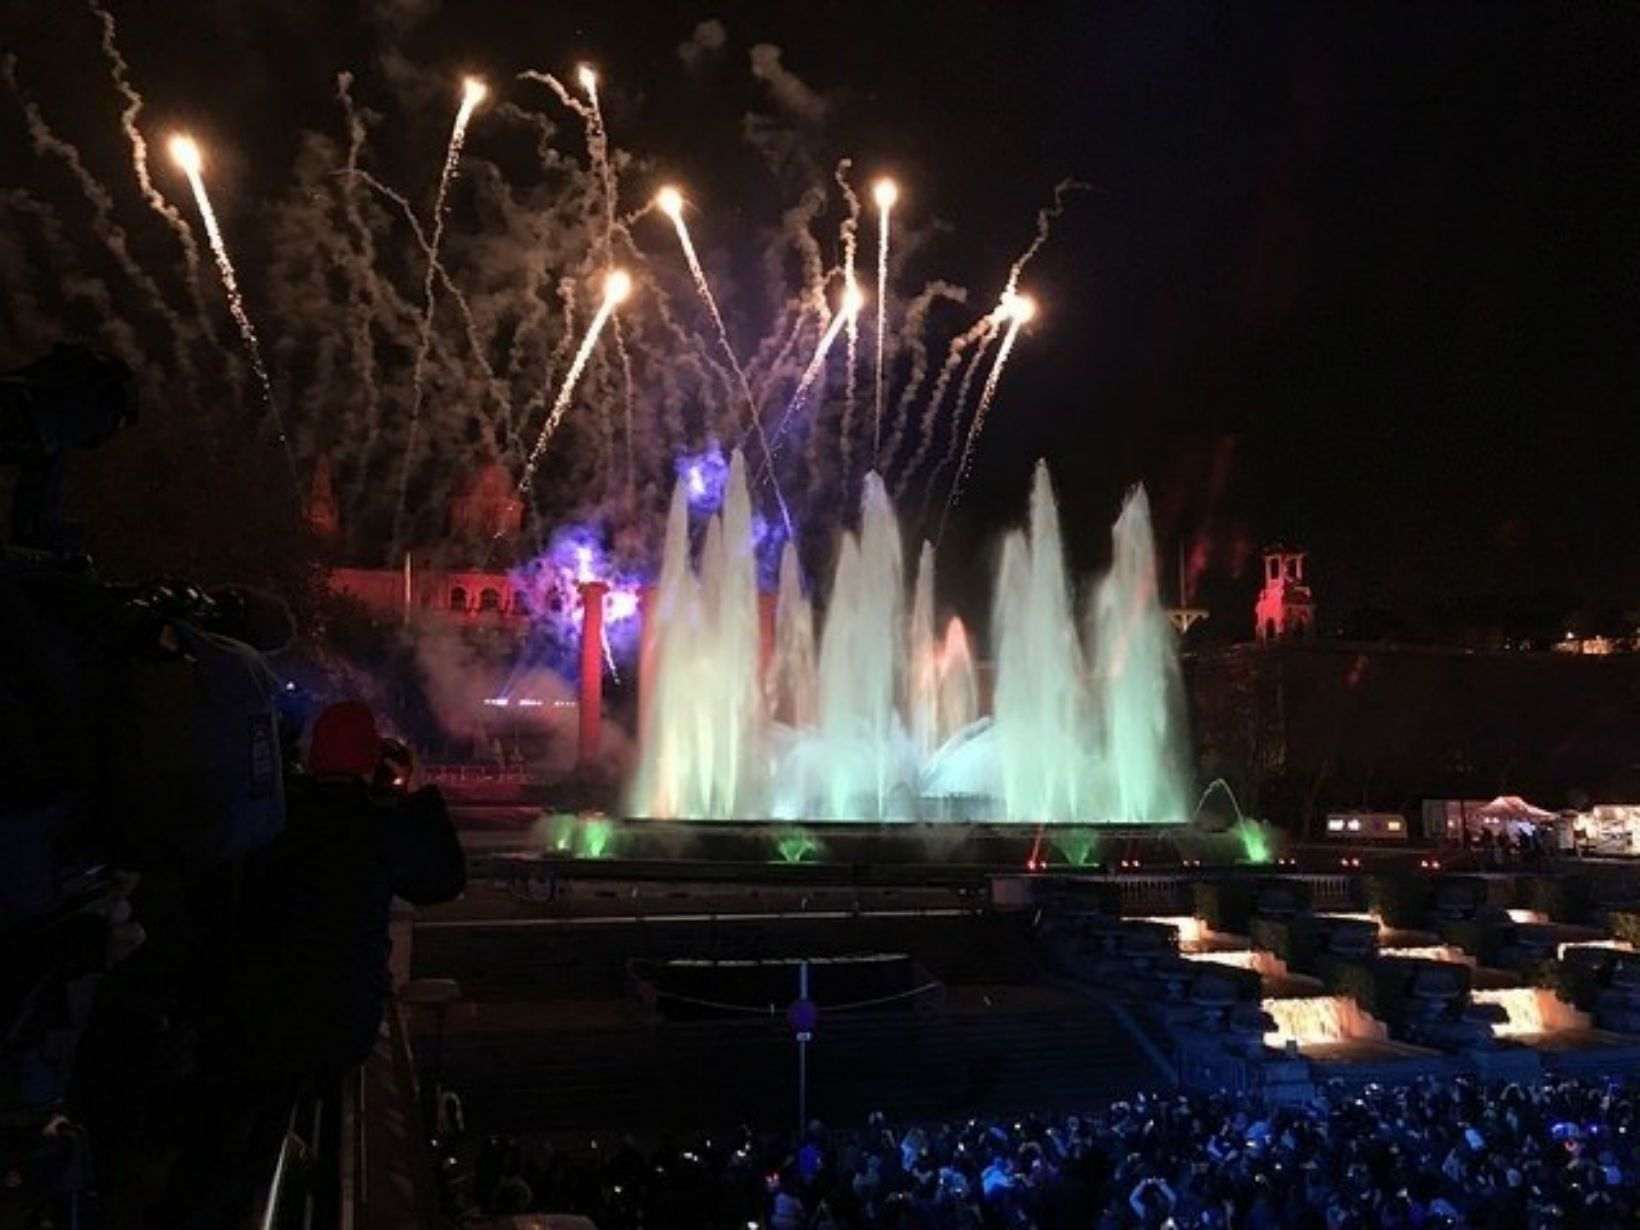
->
<box><xmin>254</xmin><ymin>1068</ymin><xmax>361</xmax><ymax>1230</ymax></box>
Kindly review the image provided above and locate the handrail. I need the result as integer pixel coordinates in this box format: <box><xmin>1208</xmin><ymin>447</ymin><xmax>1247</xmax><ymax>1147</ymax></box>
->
<box><xmin>257</xmin><ymin>1106</ymin><xmax>298</xmax><ymax>1230</ymax></box>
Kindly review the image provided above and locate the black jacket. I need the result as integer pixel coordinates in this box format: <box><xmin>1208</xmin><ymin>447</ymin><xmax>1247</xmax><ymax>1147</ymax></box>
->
<box><xmin>234</xmin><ymin>777</ymin><xmax>464</xmax><ymax>1077</ymax></box>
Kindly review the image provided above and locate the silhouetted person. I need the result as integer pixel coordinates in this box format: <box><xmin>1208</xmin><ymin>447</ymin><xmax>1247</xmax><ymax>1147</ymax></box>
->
<box><xmin>168</xmin><ymin>701</ymin><xmax>464</xmax><ymax>1225</ymax></box>
<box><xmin>236</xmin><ymin>700</ymin><xmax>465</xmax><ymax>1080</ymax></box>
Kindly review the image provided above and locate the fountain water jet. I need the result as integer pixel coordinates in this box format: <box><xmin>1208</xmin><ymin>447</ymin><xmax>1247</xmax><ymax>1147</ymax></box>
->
<box><xmin>1262</xmin><ymin>996</ymin><xmax>1387</xmax><ymax>1048</ymax></box>
<box><xmin>628</xmin><ymin>452</ymin><xmax>1192</xmax><ymax>822</ymax></box>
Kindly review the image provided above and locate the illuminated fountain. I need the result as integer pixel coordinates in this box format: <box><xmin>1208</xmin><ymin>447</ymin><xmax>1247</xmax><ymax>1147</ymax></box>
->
<box><xmin>629</xmin><ymin>452</ymin><xmax>1190</xmax><ymax>822</ymax></box>
<box><xmin>1262</xmin><ymin>996</ymin><xmax>1387</xmax><ymax>1049</ymax></box>
<box><xmin>1471</xmin><ymin>988</ymin><xmax>1590</xmax><ymax>1038</ymax></box>
<box><xmin>1382</xmin><ymin>945</ymin><xmax>1474</xmax><ymax>965</ymax></box>
<box><xmin>1187</xmin><ymin>949</ymin><xmax>1287</xmax><ymax>977</ymax></box>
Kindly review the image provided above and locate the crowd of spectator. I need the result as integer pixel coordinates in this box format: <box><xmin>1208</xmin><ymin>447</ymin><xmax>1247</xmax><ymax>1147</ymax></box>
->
<box><xmin>463</xmin><ymin>1075</ymin><xmax>1637</xmax><ymax>1229</ymax></box>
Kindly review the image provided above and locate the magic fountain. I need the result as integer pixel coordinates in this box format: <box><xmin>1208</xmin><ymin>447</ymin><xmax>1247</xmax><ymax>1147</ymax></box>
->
<box><xmin>629</xmin><ymin>452</ymin><xmax>1190</xmax><ymax>823</ymax></box>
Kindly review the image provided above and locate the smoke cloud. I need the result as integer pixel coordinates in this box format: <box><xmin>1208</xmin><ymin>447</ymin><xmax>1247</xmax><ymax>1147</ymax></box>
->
<box><xmin>748</xmin><ymin>44</ymin><xmax>827</xmax><ymax>124</ymax></box>
<box><xmin>678</xmin><ymin>19</ymin><xmax>728</xmax><ymax>68</ymax></box>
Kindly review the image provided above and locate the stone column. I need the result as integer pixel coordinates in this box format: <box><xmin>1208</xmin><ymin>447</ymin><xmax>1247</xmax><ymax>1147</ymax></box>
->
<box><xmin>578</xmin><ymin>581</ymin><xmax>609</xmax><ymax>767</ymax></box>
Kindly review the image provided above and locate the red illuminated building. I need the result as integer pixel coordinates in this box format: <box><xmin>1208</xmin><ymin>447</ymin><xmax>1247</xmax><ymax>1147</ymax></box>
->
<box><xmin>1254</xmin><ymin>546</ymin><xmax>1315</xmax><ymax>644</ymax></box>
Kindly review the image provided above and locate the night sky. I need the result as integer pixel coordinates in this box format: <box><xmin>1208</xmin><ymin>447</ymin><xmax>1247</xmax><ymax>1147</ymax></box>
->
<box><xmin>6</xmin><ymin>1</ymin><xmax>1639</xmax><ymax>640</ymax></box>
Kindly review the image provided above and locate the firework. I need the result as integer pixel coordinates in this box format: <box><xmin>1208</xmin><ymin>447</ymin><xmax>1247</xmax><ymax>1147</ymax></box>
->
<box><xmin>395</xmin><ymin>76</ymin><xmax>487</xmax><ymax>546</ymax></box>
<box><xmin>767</xmin><ymin>284</ymin><xmax>862</xmax><ymax>453</ymax></box>
<box><xmin>834</xmin><ymin>161</ymin><xmax>862</xmax><ymax>481</ymax></box>
<box><xmin>518</xmin><ymin>269</ymin><xmax>633</xmax><ymax>499</ymax></box>
<box><xmin>871</xmin><ymin>177</ymin><xmax>897</xmax><ymax>461</ymax></box>
<box><xmin>655</xmin><ymin>185</ymin><xmax>789</xmax><ymax>529</ymax></box>
<box><xmin>168</xmin><ymin>134</ymin><xmax>296</xmax><ymax>484</ymax></box>
<box><xmin>937</xmin><ymin>291</ymin><xmax>1036</xmax><ymax>540</ymax></box>
<box><xmin>575</xmin><ymin>62</ymin><xmax>638</xmax><ymax>500</ymax></box>
<box><xmin>88</xmin><ymin>1</ymin><xmax>216</xmax><ymax>347</ymax></box>
<box><xmin>894</xmin><ymin>312</ymin><xmax>999</xmax><ymax>500</ymax></box>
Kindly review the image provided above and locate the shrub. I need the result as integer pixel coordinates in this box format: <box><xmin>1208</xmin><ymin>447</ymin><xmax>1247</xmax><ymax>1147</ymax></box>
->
<box><xmin>1366</xmin><ymin>874</ymin><xmax>1429</xmax><ymax>929</ymax></box>
<box><xmin>1254</xmin><ymin>878</ymin><xmax>1313</xmax><ymax>917</ymax></box>
<box><xmin>1525</xmin><ymin>957</ymin><xmax>1602</xmax><ymax>1012</ymax></box>
<box><xmin>1250</xmin><ymin>917</ymin><xmax>1293</xmax><ymax>960</ymax></box>
<box><xmin>1440</xmin><ymin>918</ymin><xmax>1507</xmax><ymax>966</ymax></box>
<box><xmin>1610</xmin><ymin>911</ymin><xmax>1640</xmax><ymax>947</ymax></box>
<box><xmin>1193</xmin><ymin>880</ymin><xmax>1255</xmax><ymax>935</ymax></box>
<box><xmin>1326</xmin><ymin>960</ymin><xmax>1403</xmax><ymax>1023</ymax></box>
<box><xmin>1528</xmin><ymin>875</ymin><xmax>1595</xmax><ymax>924</ymax></box>
<box><xmin>1482</xmin><ymin>875</ymin><xmax>1523</xmax><ymax>908</ymax></box>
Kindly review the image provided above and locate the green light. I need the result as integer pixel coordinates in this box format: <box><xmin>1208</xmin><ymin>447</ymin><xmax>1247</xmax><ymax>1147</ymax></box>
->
<box><xmin>1051</xmin><ymin>827</ymin><xmax>1100</xmax><ymax>867</ymax></box>
<box><xmin>544</xmin><ymin>812</ymin><xmax>579</xmax><ymax>853</ymax></box>
<box><xmin>771</xmin><ymin>826</ymin><xmax>822</xmax><ymax>864</ymax></box>
<box><xmin>1232</xmin><ymin>817</ymin><xmax>1274</xmax><ymax>864</ymax></box>
<box><xmin>578</xmin><ymin>817</ymin><xmax>616</xmax><ymax>860</ymax></box>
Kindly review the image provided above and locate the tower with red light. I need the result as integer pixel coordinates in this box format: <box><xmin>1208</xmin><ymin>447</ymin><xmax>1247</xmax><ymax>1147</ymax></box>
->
<box><xmin>1254</xmin><ymin>546</ymin><xmax>1314</xmax><ymax>644</ymax></box>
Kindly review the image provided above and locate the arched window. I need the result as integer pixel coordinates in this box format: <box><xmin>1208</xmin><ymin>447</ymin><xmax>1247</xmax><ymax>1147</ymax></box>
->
<box><xmin>511</xmin><ymin>591</ymin><xmax>531</xmax><ymax>616</ymax></box>
<box><xmin>449</xmin><ymin>586</ymin><xmax>468</xmax><ymax>612</ymax></box>
<box><xmin>479</xmin><ymin>587</ymin><xmax>501</xmax><ymax>612</ymax></box>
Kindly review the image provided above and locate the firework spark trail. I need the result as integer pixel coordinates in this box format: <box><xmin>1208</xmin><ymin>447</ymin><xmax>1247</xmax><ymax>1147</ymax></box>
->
<box><xmin>871</xmin><ymin>178</ymin><xmax>898</xmax><ymax>462</ymax></box>
<box><xmin>87</xmin><ymin>1</ymin><xmax>218</xmax><ymax>348</ymax></box>
<box><xmin>1005</xmin><ymin>177</ymin><xmax>1089</xmax><ymax>295</ymax></box>
<box><xmin>522</xmin><ymin>69</ymin><xmax>643</xmax><ymax>501</ymax></box>
<box><xmin>834</xmin><ymin>160</ymin><xmax>862</xmax><ymax>481</ymax></box>
<box><xmin>345</xmin><ymin>168</ymin><xmax>516</xmax><ymax>456</ymax></box>
<box><xmin>917</xmin><ymin>324</ymin><xmax>1001</xmax><ymax>520</ymax></box>
<box><xmin>580</xmin><ymin>67</ymin><xmax>617</xmax><ymax>247</ymax></box>
<box><xmin>395</xmin><ymin>77</ymin><xmax>486</xmax><ymax>550</ymax></box>
<box><xmin>334</xmin><ymin>73</ymin><xmax>388</xmax><ymax>539</ymax></box>
<box><xmin>610</xmin><ymin>223</ymin><xmax>737</xmax><ymax>462</ymax></box>
<box><xmin>936</xmin><ymin>295</ymin><xmax>1035</xmax><ymax>542</ymax></box>
<box><xmin>900</xmin><ymin>180</ymin><xmax>1085</xmax><ymax>503</ymax></box>
<box><xmin>656</xmin><ymin>188</ymin><xmax>791</xmax><ymax>533</ymax></box>
<box><xmin>5</xmin><ymin>58</ymin><xmax>201</xmax><ymax>395</ymax></box>
<box><xmin>894</xmin><ymin>312</ymin><xmax>998</xmax><ymax>499</ymax></box>
<box><xmin>518</xmin><ymin>70</ymin><xmax>592</xmax><ymax>120</ymax></box>
<box><xmin>577</xmin><ymin>66</ymin><xmax>640</xmax><ymax>502</ymax></box>
<box><xmin>516</xmin><ymin>270</ymin><xmax>631</xmax><ymax>501</ymax></box>
<box><xmin>170</xmin><ymin>136</ymin><xmax>298</xmax><ymax>487</ymax></box>
<box><xmin>765</xmin><ymin>288</ymin><xmax>857</xmax><ymax>453</ymax></box>
<box><xmin>877</xmin><ymin>279</ymin><xmax>966</xmax><ymax>475</ymax></box>
<box><xmin>746</xmin><ymin>188</ymin><xmax>828</xmax><ymax>384</ymax></box>
<box><xmin>593</xmin><ymin>185</ymin><xmax>739</xmax><ymax>488</ymax></box>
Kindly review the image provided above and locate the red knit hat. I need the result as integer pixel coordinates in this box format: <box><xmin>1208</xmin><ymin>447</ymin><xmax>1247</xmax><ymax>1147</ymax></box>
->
<box><xmin>307</xmin><ymin>700</ymin><xmax>380</xmax><ymax>779</ymax></box>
